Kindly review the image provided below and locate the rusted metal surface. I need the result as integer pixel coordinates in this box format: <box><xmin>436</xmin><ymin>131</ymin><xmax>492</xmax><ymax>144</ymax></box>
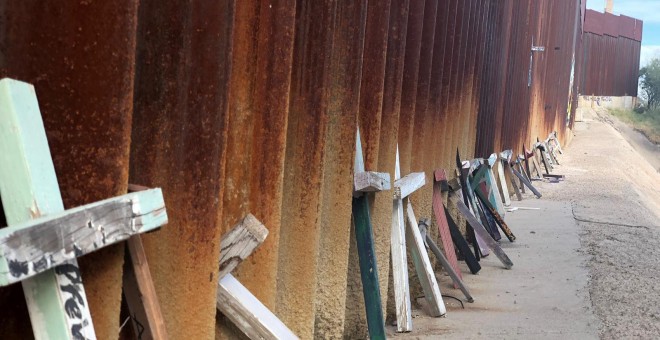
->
<box><xmin>0</xmin><ymin>0</ymin><xmax>604</xmax><ymax>337</ymax></box>
<box><xmin>578</xmin><ymin>9</ymin><xmax>642</xmax><ymax>96</ymax></box>
<box><xmin>276</xmin><ymin>1</ymin><xmax>366</xmax><ymax>338</ymax></box>
<box><xmin>129</xmin><ymin>2</ymin><xmax>234</xmax><ymax>339</ymax></box>
<box><xmin>216</xmin><ymin>1</ymin><xmax>297</xmax><ymax>337</ymax></box>
<box><xmin>344</xmin><ymin>0</ymin><xmax>391</xmax><ymax>337</ymax></box>
<box><xmin>0</xmin><ymin>1</ymin><xmax>138</xmax><ymax>338</ymax></box>
<box><xmin>313</xmin><ymin>0</ymin><xmax>366</xmax><ymax>338</ymax></box>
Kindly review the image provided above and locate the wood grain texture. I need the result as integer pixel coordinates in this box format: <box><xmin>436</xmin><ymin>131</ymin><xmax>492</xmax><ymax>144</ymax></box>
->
<box><xmin>511</xmin><ymin>166</ymin><xmax>542</xmax><ymax>198</ymax></box>
<box><xmin>215</xmin><ymin>214</ymin><xmax>298</xmax><ymax>339</ymax></box>
<box><xmin>495</xmin><ymin>159</ymin><xmax>511</xmax><ymax>207</ymax></box>
<box><xmin>351</xmin><ymin>129</ymin><xmax>386</xmax><ymax>339</ymax></box>
<box><xmin>354</xmin><ymin>171</ymin><xmax>392</xmax><ymax>194</ymax></box>
<box><xmin>424</xmin><ymin>232</ymin><xmax>473</xmax><ymax>302</ymax></box>
<box><xmin>405</xmin><ymin>202</ymin><xmax>446</xmax><ymax>317</ymax></box>
<box><xmin>217</xmin><ymin>274</ymin><xmax>299</xmax><ymax>340</ymax></box>
<box><xmin>485</xmin><ymin>154</ymin><xmax>506</xmax><ymax>216</ymax></box>
<box><xmin>352</xmin><ymin>195</ymin><xmax>386</xmax><ymax>339</ymax></box>
<box><xmin>0</xmin><ymin>78</ymin><xmax>96</xmax><ymax>339</ymax></box>
<box><xmin>431</xmin><ymin>170</ymin><xmax>463</xmax><ymax>285</ymax></box>
<box><xmin>0</xmin><ymin>189</ymin><xmax>167</xmax><ymax>286</ymax></box>
<box><xmin>450</xmin><ymin>196</ymin><xmax>513</xmax><ymax>269</ymax></box>
<box><xmin>474</xmin><ymin>189</ymin><xmax>516</xmax><ymax>242</ymax></box>
<box><xmin>394</xmin><ymin>172</ymin><xmax>426</xmax><ymax>199</ymax></box>
<box><xmin>391</xmin><ymin>147</ymin><xmax>412</xmax><ymax>332</ymax></box>
<box><xmin>123</xmin><ymin>235</ymin><xmax>168</xmax><ymax>340</ymax></box>
<box><xmin>218</xmin><ymin>215</ymin><xmax>268</xmax><ymax>279</ymax></box>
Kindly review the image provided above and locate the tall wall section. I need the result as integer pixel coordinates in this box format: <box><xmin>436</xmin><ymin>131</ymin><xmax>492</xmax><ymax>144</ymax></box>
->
<box><xmin>578</xmin><ymin>9</ymin><xmax>643</xmax><ymax>97</ymax></box>
<box><xmin>0</xmin><ymin>1</ymin><xmax>589</xmax><ymax>339</ymax></box>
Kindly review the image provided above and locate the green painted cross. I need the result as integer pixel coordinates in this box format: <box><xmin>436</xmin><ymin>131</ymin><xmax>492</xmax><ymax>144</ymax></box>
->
<box><xmin>0</xmin><ymin>79</ymin><xmax>167</xmax><ymax>339</ymax></box>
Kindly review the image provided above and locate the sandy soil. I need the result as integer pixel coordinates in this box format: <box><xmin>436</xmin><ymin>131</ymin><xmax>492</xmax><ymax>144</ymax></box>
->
<box><xmin>388</xmin><ymin>107</ymin><xmax>660</xmax><ymax>339</ymax></box>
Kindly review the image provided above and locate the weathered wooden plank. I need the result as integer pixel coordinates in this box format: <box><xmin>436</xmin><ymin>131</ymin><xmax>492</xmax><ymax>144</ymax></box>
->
<box><xmin>456</xmin><ymin>151</ymin><xmax>489</xmax><ymax>257</ymax></box>
<box><xmin>432</xmin><ymin>170</ymin><xmax>463</xmax><ymax>286</ymax></box>
<box><xmin>123</xmin><ymin>235</ymin><xmax>168</xmax><ymax>340</ymax></box>
<box><xmin>420</xmin><ymin>220</ymin><xmax>473</xmax><ymax>302</ymax></box>
<box><xmin>218</xmin><ymin>214</ymin><xmax>269</xmax><ymax>279</ymax></box>
<box><xmin>352</xmin><ymin>128</ymin><xmax>386</xmax><ymax>339</ymax></box>
<box><xmin>352</xmin><ymin>195</ymin><xmax>386</xmax><ymax>339</ymax></box>
<box><xmin>450</xmin><ymin>196</ymin><xmax>513</xmax><ymax>269</ymax></box>
<box><xmin>474</xmin><ymin>187</ymin><xmax>516</xmax><ymax>242</ymax></box>
<box><xmin>405</xmin><ymin>202</ymin><xmax>446</xmax><ymax>317</ymax></box>
<box><xmin>503</xmin><ymin>160</ymin><xmax>523</xmax><ymax>201</ymax></box>
<box><xmin>469</xmin><ymin>166</ymin><xmax>501</xmax><ymax>241</ymax></box>
<box><xmin>495</xmin><ymin>158</ymin><xmax>511</xmax><ymax>206</ymax></box>
<box><xmin>354</xmin><ymin>171</ymin><xmax>392</xmax><ymax>195</ymax></box>
<box><xmin>485</xmin><ymin>154</ymin><xmax>506</xmax><ymax>216</ymax></box>
<box><xmin>443</xmin><ymin>205</ymin><xmax>481</xmax><ymax>275</ymax></box>
<box><xmin>392</xmin><ymin>146</ymin><xmax>412</xmax><ymax>332</ymax></box>
<box><xmin>511</xmin><ymin>166</ymin><xmax>542</xmax><ymax>198</ymax></box>
<box><xmin>217</xmin><ymin>274</ymin><xmax>299</xmax><ymax>340</ymax></box>
<box><xmin>394</xmin><ymin>172</ymin><xmax>426</xmax><ymax>199</ymax></box>
<box><xmin>0</xmin><ymin>189</ymin><xmax>167</xmax><ymax>286</ymax></box>
<box><xmin>454</xmin><ymin>189</ymin><xmax>489</xmax><ymax>258</ymax></box>
<box><xmin>0</xmin><ymin>78</ymin><xmax>96</xmax><ymax>339</ymax></box>
<box><xmin>215</xmin><ymin>214</ymin><xmax>299</xmax><ymax>339</ymax></box>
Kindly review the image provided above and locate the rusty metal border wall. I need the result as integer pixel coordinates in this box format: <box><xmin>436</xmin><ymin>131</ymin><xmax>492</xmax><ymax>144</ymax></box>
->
<box><xmin>0</xmin><ymin>0</ymin><xmax>641</xmax><ymax>338</ymax></box>
<box><xmin>578</xmin><ymin>9</ymin><xmax>643</xmax><ymax>96</ymax></box>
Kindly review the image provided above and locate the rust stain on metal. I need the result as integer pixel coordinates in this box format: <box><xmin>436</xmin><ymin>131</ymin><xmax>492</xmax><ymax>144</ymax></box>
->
<box><xmin>0</xmin><ymin>1</ymin><xmax>139</xmax><ymax>338</ymax></box>
<box><xmin>130</xmin><ymin>1</ymin><xmax>234</xmax><ymax>339</ymax></box>
<box><xmin>344</xmin><ymin>0</ymin><xmax>391</xmax><ymax>337</ymax></box>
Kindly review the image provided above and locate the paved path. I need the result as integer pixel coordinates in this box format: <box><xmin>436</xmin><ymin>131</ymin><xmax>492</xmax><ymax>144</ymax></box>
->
<box><xmin>389</xmin><ymin>108</ymin><xmax>660</xmax><ymax>339</ymax></box>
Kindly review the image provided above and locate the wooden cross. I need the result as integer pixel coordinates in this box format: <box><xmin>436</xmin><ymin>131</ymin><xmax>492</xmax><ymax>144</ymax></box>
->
<box><xmin>523</xmin><ymin>144</ymin><xmax>544</xmax><ymax>180</ymax></box>
<box><xmin>0</xmin><ymin>78</ymin><xmax>168</xmax><ymax>339</ymax></box>
<box><xmin>455</xmin><ymin>155</ymin><xmax>489</xmax><ymax>257</ymax></box>
<box><xmin>469</xmin><ymin>167</ymin><xmax>516</xmax><ymax>242</ymax></box>
<box><xmin>534</xmin><ymin>140</ymin><xmax>554</xmax><ymax>174</ymax></box>
<box><xmin>484</xmin><ymin>154</ymin><xmax>506</xmax><ymax>217</ymax></box>
<box><xmin>494</xmin><ymin>152</ymin><xmax>512</xmax><ymax>207</ymax></box>
<box><xmin>466</xmin><ymin>160</ymin><xmax>501</xmax><ymax>242</ymax></box>
<box><xmin>351</xmin><ymin>128</ymin><xmax>390</xmax><ymax>339</ymax></box>
<box><xmin>215</xmin><ymin>214</ymin><xmax>298</xmax><ymax>339</ymax></box>
<box><xmin>499</xmin><ymin>150</ymin><xmax>522</xmax><ymax>201</ymax></box>
<box><xmin>448</xmin><ymin>195</ymin><xmax>513</xmax><ymax>269</ymax></box>
<box><xmin>392</xmin><ymin>146</ymin><xmax>446</xmax><ymax>330</ymax></box>
<box><xmin>510</xmin><ymin>159</ymin><xmax>542</xmax><ymax>198</ymax></box>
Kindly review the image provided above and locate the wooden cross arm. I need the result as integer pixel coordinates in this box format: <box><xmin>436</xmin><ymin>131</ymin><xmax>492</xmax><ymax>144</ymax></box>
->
<box><xmin>215</xmin><ymin>214</ymin><xmax>298</xmax><ymax>339</ymax></box>
<box><xmin>499</xmin><ymin>149</ymin><xmax>513</xmax><ymax>162</ymax></box>
<box><xmin>218</xmin><ymin>214</ymin><xmax>268</xmax><ymax>278</ymax></box>
<box><xmin>218</xmin><ymin>274</ymin><xmax>299</xmax><ymax>340</ymax></box>
<box><xmin>486</xmin><ymin>153</ymin><xmax>498</xmax><ymax>167</ymax></box>
<box><xmin>0</xmin><ymin>189</ymin><xmax>166</xmax><ymax>286</ymax></box>
<box><xmin>353</xmin><ymin>171</ymin><xmax>391</xmax><ymax>196</ymax></box>
<box><xmin>394</xmin><ymin>172</ymin><xmax>426</xmax><ymax>199</ymax></box>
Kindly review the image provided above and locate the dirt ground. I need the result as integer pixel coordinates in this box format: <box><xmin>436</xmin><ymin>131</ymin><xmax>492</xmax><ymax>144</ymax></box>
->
<box><xmin>387</xmin><ymin>107</ymin><xmax>660</xmax><ymax>339</ymax></box>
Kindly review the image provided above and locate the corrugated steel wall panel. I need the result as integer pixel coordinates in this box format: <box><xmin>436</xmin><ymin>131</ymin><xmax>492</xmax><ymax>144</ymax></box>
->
<box><xmin>579</xmin><ymin>9</ymin><xmax>642</xmax><ymax>96</ymax></box>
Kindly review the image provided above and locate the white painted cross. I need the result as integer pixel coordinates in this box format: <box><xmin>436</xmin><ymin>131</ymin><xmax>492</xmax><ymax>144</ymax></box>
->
<box><xmin>391</xmin><ymin>146</ymin><xmax>445</xmax><ymax>332</ymax></box>
<box><xmin>215</xmin><ymin>214</ymin><xmax>298</xmax><ymax>339</ymax></box>
<box><xmin>0</xmin><ymin>78</ymin><xmax>168</xmax><ymax>339</ymax></box>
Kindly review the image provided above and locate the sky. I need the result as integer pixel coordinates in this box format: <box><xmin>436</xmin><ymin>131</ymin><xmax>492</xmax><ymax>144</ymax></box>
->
<box><xmin>586</xmin><ymin>0</ymin><xmax>660</xmax><ymax>68</ymax></box>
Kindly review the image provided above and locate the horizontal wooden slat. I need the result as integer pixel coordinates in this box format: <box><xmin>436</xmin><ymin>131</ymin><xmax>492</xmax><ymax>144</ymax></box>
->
<box><xmin>217</xmin><ymin>274</ymin><xmax>299</xmax><ymax>340</ymax></box>
<box><xmin>0</xmin><ymin>189</ymin><xmax>167</xmax><ymax>286</ymax></box>
<box><xmin>354</xmin><ymin>171</ymin><xmax>391</xmax><ymax>194</ymax></box>
<box><xmin>394</xmin><ymin>172</ymin><xmax>426</xmax><ymax>199</ymax></box>
<box><xmin>218</xmin><ymin>214</ymin><xmax>268</xmax><ymax>278</ymax></box>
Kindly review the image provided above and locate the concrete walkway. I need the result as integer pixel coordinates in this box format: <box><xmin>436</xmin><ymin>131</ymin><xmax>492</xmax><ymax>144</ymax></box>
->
<box><xmin>389</xmin><ymin>108</ymin><xmax>660</xmax><ymax>339</ymax></box>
